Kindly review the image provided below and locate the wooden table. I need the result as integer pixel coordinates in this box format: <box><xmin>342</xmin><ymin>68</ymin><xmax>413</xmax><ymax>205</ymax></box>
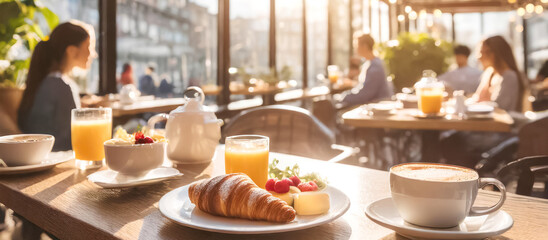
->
<box><xmin>342</xmin><ymin>106</ymin><xmax>514</xmax><ymax>163</ymax></box>
<box><xmin>1</xmin><ymin>146</ymin><xmax>547</xmax><ymax>240</ymax></box>
<box><xmin>342</xmin><ymin>107</ymin><xmax>514</xmax><ymax>132</ymax></box>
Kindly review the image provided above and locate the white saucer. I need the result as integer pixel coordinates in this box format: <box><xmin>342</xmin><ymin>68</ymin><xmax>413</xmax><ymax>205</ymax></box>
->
<box><xmin>0</xmin><ymin>151</ymin><xmax>73</xmax><ymax>175</ymax></box>
<box><xmin>87</xmin><ymin>167</ymin><xmax>183</xmax><ymax>189</ymax></box>
<box><xmin>365</xmin><ymin>198</ymin><xmax>513</xmax><ymax>240</ymax></box>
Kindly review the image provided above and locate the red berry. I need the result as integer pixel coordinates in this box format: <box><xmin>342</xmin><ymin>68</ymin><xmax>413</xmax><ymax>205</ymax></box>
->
<box><xmin>308</xmin><ymin>181</ymin><xmax>319</xmax><ymax>191</ymax></box>
<box><xmin>134</xmin><ymin>132</ymin><xmax>144</xmax><ymax>141</ymax></box>
<box><xmin>274</xmin><ymin>179</ymin><xmax>290</xmax><ymax>193</ymax></box>
<box><xmin>289</xmin><ymin>176</ymin><xmax>301</xmax><ymax>186</ymax></box>
<box><xmin>265</xmin><ymin>178</ymin><xmax>277</xmax><ymax>191</ymax></box>
<box><xmin>281</xmin><ymin>178</ymin><xmax>294</xmax><ymax>187</ymax></box>
<box><xmin>297</xmin><ymin>181</ymin><xmax>319</xmax><ymax>192</ymax></box>
<box><xmin>143</xmin><ymin>137</ymin><xmax>154</xmax><ymax>143</ymax></box>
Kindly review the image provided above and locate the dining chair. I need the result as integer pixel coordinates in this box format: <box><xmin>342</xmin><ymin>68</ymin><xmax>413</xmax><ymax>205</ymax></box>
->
<box><xmin>221</xmin><ymin>105</ymin><xmax>357</xmax><ymax>162</ymax></box>
<box><xmin>476</xmin><ymin>113</ymin><xmax>548</xmax><ymax>175</ymax></box>
<box><xmin>496</xmin><ymin>155</ymin><xmax>548</xmax><ymax>198</ymax></box>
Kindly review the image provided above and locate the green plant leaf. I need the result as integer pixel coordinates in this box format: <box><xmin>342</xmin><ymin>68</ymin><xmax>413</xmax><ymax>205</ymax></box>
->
<box><xmin>39</xmin><ymin>7</ymin><xmax>59</xmax><ymax>30</ymax></box>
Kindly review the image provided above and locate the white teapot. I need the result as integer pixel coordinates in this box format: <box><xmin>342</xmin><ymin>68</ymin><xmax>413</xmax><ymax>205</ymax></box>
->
<box><xmin>147</xmin><ymin>87</ymin><xmax>223</xmax><ymax>164</ymax></box>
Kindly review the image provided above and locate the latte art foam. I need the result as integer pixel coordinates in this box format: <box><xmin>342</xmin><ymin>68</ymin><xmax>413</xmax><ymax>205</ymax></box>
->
<box><xmin>392</xmin><ymin>164</ymin><xmax>478</xmax><ymax>182</ymax></box>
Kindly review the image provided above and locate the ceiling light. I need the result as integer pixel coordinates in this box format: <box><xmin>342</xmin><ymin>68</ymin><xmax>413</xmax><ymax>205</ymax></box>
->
<box><xmin>515</xmin><ymin>25</ymin><xmax>523</xmax><ymax>33</ymax></box>
<box><xmin>397</xmin><ymin>14</ymin><xmax>405</xmax><ymax>22</ymax></box>
<box><xmin>409</xmin><ymin>11</ymin><xmax>417</xmax><ymax>20</ymax></box>
<box><xmin>542</xmin><ymin>0</ymin><xmax>548</xmax><ymax>3</ymax></box>
<box><xmin>526</xmin><ymin>3</ymin><xmax>535</xmax><ymax>13</ymax></box>
<box><xmin>507</xmin><ymin>0</ymin><xmax>516</xmax><ymax>3</ymax></box>
<box><xmin>517</xmin><ymin>7</ymin><xmax>525</xmax><ymax>16</ymax></box>
<box><xmin>389</xmin><ymin>0</ymin><xmax>397</xmax><ymax>4</ymax></box>
<box><xmin>405</xmin><ymin>6</ymin><xmax>412</xmax><ymax>13</ymax></box>
<box><xmin>535</xmin><ymin>5</ymin><xmax>544</xmax><ymax>14</ymax></box>
<box><xmin>433</xmin><ymin>9</ymin><xmax>443</xmax><ymax>17</ymax></box>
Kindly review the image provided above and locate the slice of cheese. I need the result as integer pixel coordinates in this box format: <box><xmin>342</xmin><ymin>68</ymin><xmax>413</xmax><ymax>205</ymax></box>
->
<box><xmin>269</xmin><ymin>191</ymin><xmax>294</xmax><ymax>206</ymax></box>
<box><xmin>293</xmin><ymin>192</ymin><xmax>330</xmax><ymax>215</ymax></box>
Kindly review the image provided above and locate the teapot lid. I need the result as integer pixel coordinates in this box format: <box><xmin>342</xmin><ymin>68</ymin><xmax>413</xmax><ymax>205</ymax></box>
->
<box><xmin>170</xmin><ymin>86</ymin><xmax>208</xmax><ymax>114</ymax></box>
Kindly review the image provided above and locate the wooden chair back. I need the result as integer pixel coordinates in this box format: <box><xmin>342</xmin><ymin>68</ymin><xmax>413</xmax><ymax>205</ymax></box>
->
<box><xmin>497</xmin><ymin>155</ymin><xmax>548</xmax><ymax>198</ymax></box>
<box><xmin>517</xmin><ymin>115</ymin><xmax>548</xmax><ymax>158</ymax></box>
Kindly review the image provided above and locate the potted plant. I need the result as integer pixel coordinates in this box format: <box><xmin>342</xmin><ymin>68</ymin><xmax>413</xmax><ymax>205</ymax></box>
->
<box><xmin>0</xmin><ymin>0</ymin><xmax>58</xmax><ymax>125</ymax></box>
<box><xmin>379</xmin><ymin>32</ymin><xmax>452</xmax><ymax>92</ymax></box>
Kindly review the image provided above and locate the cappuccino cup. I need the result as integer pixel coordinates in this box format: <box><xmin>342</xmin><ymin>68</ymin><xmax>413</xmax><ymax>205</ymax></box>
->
<box><xmin>390</xmin><ymin>163</ymin><xmax>506</xmax><ymax>228</ymax></box>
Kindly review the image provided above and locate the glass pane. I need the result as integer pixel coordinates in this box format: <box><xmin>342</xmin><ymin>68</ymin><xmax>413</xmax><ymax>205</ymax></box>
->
<box><xmin>276</xmin><ymin>0</ymin><xmax>303</xmax><ymax>87</ymax></box>
<box><xmin>117</xmin><ymin>0</ymin><xmax>218</xmax><ymax>102</ymax></box>
<box><xmin>41</xmin><ymin>0</ymin><xmax>99</xmax><ymax>94</ymax></box>
<box><xmin>454</xmin><ymin>13</ymin><xmax>482</xmax><ymax>67</ymax></box>
<box><xmin>306</xmin><ymin>0</ymin><xmax>328</xmax><ymax>87</ymax></box>
<box><xmin>370</xmin><ymin>0</ymin><xmax>379</xmax><ymax>42</ymax></box>
<box><xmin>483</xmin><ymin>11</ymin><xmax>523</xmax><ymax>72</ymax></box>
<box><xmin>362</xmin><ymin>0</ymin><xmax>370</xmax><ymax>33</ymax></box>
<box><xmin>330</xmin><ymin>0</ymin><xmax>350</xmax><ymax>72</ymax></box>
<box><xmin>379</xmin><ymin>1</ymin><xmax>389</xmax><ymax>42</ymax></box>
<box><xmin>230</xmin><ymin>0</ymin><xmax>269</xmax><ymax>97</ymax></box>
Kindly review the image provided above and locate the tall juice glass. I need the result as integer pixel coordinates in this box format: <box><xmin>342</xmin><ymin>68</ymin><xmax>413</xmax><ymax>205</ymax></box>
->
<box><xmin>327</xmin><ymin>65</ymin><xmax>340</xmax><ymax>84</ymax></box>
<box><xmin>71</xmin><ymin>108</ymin><xmax>112</xmax><ymax>169</ymax></box>
<box><xmin>225</xmin><ymin>135</ymin><xmax>269</xmax><ymax>188</ymax></box>
<box><xmin>417</xmin><ymin>88</ymin><xmax>444</xmax><ymax>114</ymax></box>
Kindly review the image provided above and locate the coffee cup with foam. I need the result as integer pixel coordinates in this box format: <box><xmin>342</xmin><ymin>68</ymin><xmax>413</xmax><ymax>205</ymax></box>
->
<box><xmin>389</xmin><ymin>162</ymin><xmax>506</xmax><ymax>228</ymax></box>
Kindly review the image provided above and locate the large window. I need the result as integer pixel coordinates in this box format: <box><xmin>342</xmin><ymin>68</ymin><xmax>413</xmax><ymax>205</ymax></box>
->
<box><xmin>306</xmin><ymin>0</ymin><xmax>328</xmax><ymax>87</ymax></box>
<box><xmin>276</xmin><ymin>0</ymin><xmax>303</xmax><ymax>86</ymax></box>
<box><xmin>41</xmin><ymin>0</ymin><xmax>99</xmax><ymax>94</ymax></box>
<box><xmin>454</xmin><ymin>13</ymin><xmax>482</xmax><ymax>67</ymax></box>
<box><xmin>379</xmin><ymin>1</ymin><xmax>389</xmax><ymax>42</ymax></box>
<box><xmin>116</xmin><ymin>0</ymin><xmax>218</xmax><ymax>98</ymax></box>
<box><xmin>330</xmin><ymin>0</ymin><xmax>350</xmax><ymax>72</ymax></box>
<box><xmin>229</xmin><ymin>0</ymin><xmax>269</xmax><ymax>80</ymax></box>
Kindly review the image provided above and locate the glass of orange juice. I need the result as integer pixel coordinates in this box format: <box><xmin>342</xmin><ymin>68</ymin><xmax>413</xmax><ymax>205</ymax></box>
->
<box><xmin>71</xmin><ymin>108</ymin><xmax>112</xmax><ymax>169</ymax></box>
<box><xmin>225</xmin><ymin>135</ymin><xmax>269</xmax><ymax>188</ymax></box>
<box><xmin>417</xmin><ymin>88</ymin><xmax>444</xmax><ymax>114</ymax></box>
<box><xmin>327</xmin><ymin>65</ymin><xmax>340</xmax><ymax>84</ymax></box>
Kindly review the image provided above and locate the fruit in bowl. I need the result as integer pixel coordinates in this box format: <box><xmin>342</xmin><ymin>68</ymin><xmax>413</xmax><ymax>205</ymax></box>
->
<box><xmin>104</xmin><ymin>129</ymin><xmax>166</xmax><ymax>176</ymax></box>
<box><xmin>0</xmin><ymin>134</ymin><xmax>54</xmax><ymax>166</ymax></box>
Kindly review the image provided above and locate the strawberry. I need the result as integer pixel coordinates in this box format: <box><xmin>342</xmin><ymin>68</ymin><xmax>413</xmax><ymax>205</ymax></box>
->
<box><xmin>265</xmin><ymin>178</ymin><xmax>277</xmax><ymax>191</ymax></box>
<box><xmin>274</xmin><ymin>179</ymin><xmax>290</xmax><ymax>193</ymax></box>
<box><xmin>297</xmin><ymin>181</ymin><xmax>319</xmax><ymax>192</ymax></box>
<box><xmin>280</xmin><ymin>178</ymin><xmax>294</xmax><ymax>187</ymax></box>
<box><xmin>289</xmin><ymin>176</ymin><xmax>301</xmax><ymax>186</ymax></box>
<box><xmin>134</xmin><ymin>131</ymin><xmax>144</xmax><ymax>141</ymax></box>
<box><xmin>143</xmin><ymin>137</ymin><xmax>154</xmax><ymax>143</ymax></box>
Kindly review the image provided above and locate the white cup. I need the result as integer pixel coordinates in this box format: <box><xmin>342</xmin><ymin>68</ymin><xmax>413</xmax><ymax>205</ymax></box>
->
<box><xmin>390</xmin><ymin>163</ymin><xmax>506</xmax><ymax>228</ymax></box>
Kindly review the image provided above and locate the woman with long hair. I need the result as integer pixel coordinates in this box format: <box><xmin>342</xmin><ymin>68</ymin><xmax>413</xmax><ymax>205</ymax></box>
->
<box><xmin>475</xmin><ymin>35</ymin><xmax>528</xmax><ymax>112</ymax></box>
<box><xmin>18</xmin><ymin>21</ymin><xmax>96</xmax><ymax>151</ymax></box>
<box><xmin>442</xmin><ymin>36</ymin><xmax>528</xmax><ymax>169</ymax></box>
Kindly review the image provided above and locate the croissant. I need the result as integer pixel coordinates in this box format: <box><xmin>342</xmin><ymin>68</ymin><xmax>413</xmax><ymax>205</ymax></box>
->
<box><xmin>188</xmin><ymin>173</ymin><xmax>296</xmax><ymax>223</ymax></box>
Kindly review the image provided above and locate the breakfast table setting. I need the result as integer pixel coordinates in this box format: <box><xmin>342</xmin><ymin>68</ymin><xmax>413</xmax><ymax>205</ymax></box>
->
<box><xmin>1</xmin><ymin>86</ymin><xmax>548</xmax><ymax>240</ymax></box>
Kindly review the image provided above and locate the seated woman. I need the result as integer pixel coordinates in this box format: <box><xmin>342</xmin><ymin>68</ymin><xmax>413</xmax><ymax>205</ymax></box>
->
<box><xmin>18</xmin><ymin>21</ymin><xmax>97</xmax><ymax>151</ymax></box>
<box><xmin>473</xmin><ymin>36</ymin><xmax>527</xmax><ymax>112</ymax></box>
<box><xmin>442</xmin><ymin>36</ymin><xmax>527</xmax><ymax>168</ymax></box>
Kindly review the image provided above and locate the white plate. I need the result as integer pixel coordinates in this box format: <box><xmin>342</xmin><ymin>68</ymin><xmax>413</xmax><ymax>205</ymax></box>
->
<box><xmin>0</xmin><ymin>151</ymin><xmax>73</xmax><ymax>175</ymax></box>
<box><xmin>467</xmin><ymin>104</ymin><xmax>494</xmax><ymax>114</ymax></box>
<box><xmin>365</xmin><ymin>197</ymin><xmax>513</xmax><ymax>240</ymax></box>
<box><xmin>87</xmin><ymin>167</ymin><xmax>183</xmax><ymax>189</ymax></box>
<box><xmin>159</xmin><ymin>184</ymin><xmax>351</xmax><ymax>234</ymax></box>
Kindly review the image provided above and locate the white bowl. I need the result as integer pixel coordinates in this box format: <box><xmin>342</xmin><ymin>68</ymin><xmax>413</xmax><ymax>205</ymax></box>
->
<box><xmin>0</xmin><ymin>134</ymin><xmax>54</xmax><ymax>166</ymax></box>
<box><xmin>104</xmin><ymin>142</ymin><xmax>165</xmax><ymax>176</ymax></box>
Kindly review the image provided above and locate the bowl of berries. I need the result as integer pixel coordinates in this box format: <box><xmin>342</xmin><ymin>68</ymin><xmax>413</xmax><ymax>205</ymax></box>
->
<box><xmin>104</xmin><ymin>128</ymin><xmax>166</xmax><ymax>176</ymax></box>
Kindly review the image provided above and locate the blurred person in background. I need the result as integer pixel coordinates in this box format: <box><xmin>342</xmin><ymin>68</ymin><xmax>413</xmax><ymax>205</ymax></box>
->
<box><xmin>442</xmin><ymin>35</ymin><xmax>528</xmax><ymax>168</ymax></box>
<box><xmin>474</xmin><ymin>35</ymin><xmax>528</xmax><ymax>112</ymax></box>
<box><xmin>118</xmin><ymin>62</ymin><xmax>134</xmax><ymax>86</ymax></box>
<box><xmin>18</xmin><ymin>21</ymin><xmax>97</xmax><ymax>151</ymax></box>
<box><xmin>138</xmin><ymin>64</ymin><xmax>157</xmax><ymax>96</ymax></box>
<box><xmin>340</xmin><ymin>33</ymin><xmax>392</xmax><ymax>107</ymax></box>
<box><xmin>438</xmin><ymin>45</ymin><xmax>482</xmax><ymax>95</ymax></box>
<box><xmin>157</xmin><ymin>74</ymin><xmax>175</xmax><ymax>98</ymax></box>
